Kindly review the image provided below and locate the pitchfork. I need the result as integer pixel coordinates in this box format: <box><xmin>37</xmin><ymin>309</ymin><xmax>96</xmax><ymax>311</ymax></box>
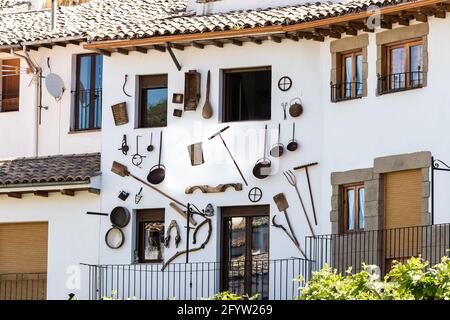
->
<box><xmin>283</xmin><ymin>170</ymin><xmax>316</xmax><ymax>237</ymax></box>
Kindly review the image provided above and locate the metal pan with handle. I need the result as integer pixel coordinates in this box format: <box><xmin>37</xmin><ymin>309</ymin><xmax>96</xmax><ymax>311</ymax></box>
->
<box><xmin>147</xmin><ymin>131</ymin><xmax>166</xmax><ymax>184</ymax></box>
<box><xmin>253</xmin><ymin>125</ymin><xmax>271</xmax><ymax>179</ymax></box>
<box><xmin>269</xmin><ymin>123</ymin><xmax>284</xmax><ymax>158</ymax></box>
<box><xmin>287</xmin><ymin>123</ymin><xmax>299</xmax><ymax>152</ymax></box>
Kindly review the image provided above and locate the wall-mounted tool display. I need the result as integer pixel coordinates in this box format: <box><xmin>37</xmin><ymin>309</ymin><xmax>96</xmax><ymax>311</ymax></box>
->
<box><xmin>281</xmin><ymin>102</ymin><xmax>288</xmax><ymax>120</ymax></box>
<box><xmin>270</xmin><ymin>123</ymin><xmax>284</xmax><ymax>158</ymax></box>
<box><xmin>294</xmin><ymin>162</ymin><xmax>319</xmax><ymax>226</ymax></box>
<box><xmin>105</xmin><ymin>227</ymin><xmax>125</xmax><ymax>249</ymax></box>
<box><xmin>110</xmin><ymin>206</ymin><xmax>131</xmax><ymax>228</ymax></box>
<box><xmin>135</xmin><ymin>187</ymin><xmax>143</xmax><ymax>205</ymax></box>
<box><xmin>111</xmin><ymin>102</ymin><xmax>128</xmax><ymax>126</ymax></box>
<box><xmin>273</xmin><ymin>193</ymin><xmax>300</xmax><ymax>248</ymax></box>
<box><xmin>184</xmin><ymin>70</ymin><xmax>201</xmax><ymax>111</ymax></box>
<box><xmin>187</xmin><ymin>142</ymin><xmax>204</xmax><ymax>166</ymax></box>
<box><xmin>118</xmin><ymin>190</ymin><xmax>129</xmax><ymax>201</ymax></box>
<box><xmin>122</xmin><ymin>74</ymin><xmax>132</xmax><ymax>98</ymax></box>
<box><xmin>272</xmin><ymin>216</ymin><xmax>306</xmax><ymax>258</ymax></box>
<box><xmin>162</xmin><ymin>203</ymin><xmax>212</xmax><ymax>271</ymax></box>
<box><xmin>147</xmin><ymin>133</ymin><xmax>154</xmax><ymax>152</ymax></box>
<box><xmin>208</xmin><ymin>126</ymin><xmax>248</xmax><ymax>186</ymax></box>
<box><xmin>118</xmin><ymin>134</ymin><xmax>129</xmax><ymax>155</ymax></box>
<box><xmin>131</xmin><ymin>135</ymin><xmax>146</xmax><ymax>168</ymax></box>
<box><xmin>278</xmin><ymin>76</ymin><xmax>292</xmax><ymax>92</ymax></box>
<box><xmin>147</xmin><ymin>131</ymin><xmax>166</xmax><ymax>185</ymax></box>
<box><xmin>283</xmin><ymin>170</ymin><xmax>315</xmax><ymax>236</ymax></box>
<box><xmin>173</xmin><ymin>109</ymin><xmax>183</xmax><ymax>117</ymax></box>
<box><xmin>111</xmin><ymin>162</ymin><xmax>186</xmax><ymax>209</ymax></box>
<box><xmin>172</xmin><ymin>93</ymin><xmax>184</xmax><ymax>104</ymax></box>
<box><xmin>169</xmin><ymin>202</ymin><xmax>197</xmax><ymax>226</ymax></box>
<box><xmin>248</xmin><ymin>187</ymin><xmax>263</xmax><ymax>203</ymax></box>
<box><xmin>202</xmin><ymin>70</ymin><xmax>213</xmax><ymax>119</ymax></box>
<box><xmin>185</xmin><ymin>183</ymin><xmax>242</xmax><ymax>194</ymax></box>
<box><xmin>164</xmin><ymin>220</ymin><xmax>181</xmax><ymax>248</ymax></box>
<box><xmin>289</xmin><ymin>98</ymin><xmax>303</xmax><ymax>118</ymax></box>
<box><xmin>253</xmin><ymin>125</ymin><xmax>271</xmax><ymax>179</ymax></box>
<box><xmin>287</xmin><ymin>123</ymin><xmax>299</xmax><ymax>152</ymax></box>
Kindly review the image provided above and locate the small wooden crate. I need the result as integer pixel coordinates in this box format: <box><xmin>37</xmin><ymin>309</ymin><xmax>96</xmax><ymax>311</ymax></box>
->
<box><xmin>184</xmin><ymin>70</ymin><xmax>201</xmax><ymax>111</ymax></box>
<box><xmin>111</xmin><ymin>102</ymin><xmax>128</xmax><ymax>126</ymax></box>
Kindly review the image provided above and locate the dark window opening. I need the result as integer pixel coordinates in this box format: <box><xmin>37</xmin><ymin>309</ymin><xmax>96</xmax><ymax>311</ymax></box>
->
<box><xmin>136</xmin><ymin>209</ymin><xmax>165</xmax><ymax>263</ymax></box>
<box><xmin>139</xmin><ymin>74</ymin><xmax>168</xmax><ymax>128</ymax></box>
<box><xmin>1</xmin><ymin>59</ymin><xmax>20</xmax><ymax>113</ymax></box>
<box><xmin>73</xmin><ymin>53</ymin><xmax>103</xmax><ymax>131</ymax></box>
<box><xmin>222</xmin><ymin>67</ymin><xmax>271</xmax><ymax>122</ymax></box>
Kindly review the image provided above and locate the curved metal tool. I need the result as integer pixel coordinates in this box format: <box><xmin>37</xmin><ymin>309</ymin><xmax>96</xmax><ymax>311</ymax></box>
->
<box><xmin>164</xmin><ymin>220</ymin><xmax>181</xmax><ymax>248</ymax></box>
<box><xmin>272</xmin><ymin>215</ymin><xmax>306</xmax><ymax>258</ymax></box>
<box><xmin>131</xmin><ymin>135</ymin><xmax>146</xmax><ymax>167</ymax></box>
<box><xmin>118</xmin><ymin>135</ymin><xmax>129</xmax><ymax>155</ymax></box>
<box><xmin>283</xmin><ymin>170</ymin><xmax>316</xmax><ymax>237</ymax></box>
<box><xmin>123</xmin><ymin>74</ymin><xmax>132</xmax><ymax>97</ymax></box>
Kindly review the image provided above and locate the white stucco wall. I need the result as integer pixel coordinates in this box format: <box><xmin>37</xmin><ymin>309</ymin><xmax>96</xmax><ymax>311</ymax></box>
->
<box><xmin>0</xmin><ymin>44</ymin><xmax>101</xmax><ymax>159</ymax></box>
<box><xmin>0</xmin><ymin>190</ymin><xmax>101</xmax><ymax>300</ymax></box>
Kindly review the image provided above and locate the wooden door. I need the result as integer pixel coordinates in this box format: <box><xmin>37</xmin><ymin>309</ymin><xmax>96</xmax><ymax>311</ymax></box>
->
<box><xmin>0</xmin><ymin>222</ymin><xmax>48</xmax><ymax>300</ymax></box>
<box><xmin>384</xmin><ymin>169</ymin><xmax>423</xmax><ymax>270</ymax></box>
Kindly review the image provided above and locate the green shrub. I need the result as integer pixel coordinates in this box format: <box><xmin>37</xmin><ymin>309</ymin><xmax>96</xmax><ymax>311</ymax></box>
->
<box><xmin>298</xmin><ymin>256</ymin><xmax>450</xmax><ymax>300</ymax></box>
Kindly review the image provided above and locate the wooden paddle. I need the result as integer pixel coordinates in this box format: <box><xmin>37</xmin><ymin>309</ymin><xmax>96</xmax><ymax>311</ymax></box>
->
<box><xmin>202</xmin><ymin>70</ymin><xmax>212</xmax><ymax>119</ymax></box>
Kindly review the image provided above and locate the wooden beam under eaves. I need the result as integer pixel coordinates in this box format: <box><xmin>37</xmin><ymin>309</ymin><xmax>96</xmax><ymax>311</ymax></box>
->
<box><xmin>134</xmin><ymin>46</ymin><xmax>148</xmax><ymax>54</ymax></box>
<box><xmin>88</xmin><ymin>188</ymin><xmax>101</xmax><ymax>195</ymax></box>
<box><xmin>116</xmin><ymin>47</ymin><xmax>129</xmax><ymax>55</ymax></box>
<box><xmin>40</xmin><ymin>44</ymin><xmax>53</xmax><ymax>49</ymax></box>
<box><xmin>345</xmin><ymin>28</ymin><xmax>358</xmax><ymax>36</ymax></box>
<box><xmin>231</xmin><ymin>38</ymin><xmax>243</xmax><ymax>46</ymax></box>
<box><xmin>98</xmin><ymin>49</ymin><xmax>112</xmax><ymax>56</ymax></box>
<box><xmin>249</xmin><ymin>37</ymin><xmax>262</xmax><ymax>45</ymax></box>
<box><xmin>380</xmin><ymin>20</ymin><xmax>393</xmax><ymax>29</ymax></box>
<box><xmin>54</xmin><ymin>42</ymin><xmax>67</xmax><ymax>47</ymax></box>
<box><xmin>435</xmin><ymin>9</ymin><xmax>446</xmax><ymax>18</ymax></box>
<box><xmin>151</xmin><ymin>44</ymin><xmax>166</xmax><ymax>52</ymax></box>
<box><xmin>7</xmin><ymin>192</ymin><xmax>22</xmax><ymax>199</ymax></box>
<box><xmin>169</xmin><ymin>43</ymin><xmax>185</xmax><ymax>51</ymax></box>
<box><xmin>68</xmin><ymin>40</ymin><xmax>81</xmax><ymax>45</ymax></box>
<box><xmin>192</xmin><ymin>41</ymin><xmax>204</xmax><ymax>49</ymax></box>
<box><xmin>270</xmin><ymin>35</ymin><xmax>283</xmax><ymax>43</ymax></box>
<box><xmin>61</xmin><ymin>189</ymin><xmax>75</xmax><ymax>197</ymax></box>
<box><xmin>34</xmin><ymin>191</ymin><xmax>48</xmax><ymax>197</ymax></box>
<box><xmin>285</xmin><ymin>33</ymin><xmax>299</xmax><ymax>41</ymax></box>
<box><xmin>211</xmin><ymin>40</ymin><xmax>224</xmax><ymax>48</ymax></box>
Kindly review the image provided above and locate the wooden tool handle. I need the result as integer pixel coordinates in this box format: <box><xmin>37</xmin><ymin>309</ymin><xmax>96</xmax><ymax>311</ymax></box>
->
<box><xmin>208</xmin><ymin>126</ymin><xmax>230</xmax><ymax>140</ymax></box>
<box><xmin>169</xmin><ymin>202</ymin><xmax>197</xmax><ymax>226</ymax></box>
<box><xmin>293</xmin><ymin>162</ymin><xmax>319</xmax><ymax>170</ymax></box>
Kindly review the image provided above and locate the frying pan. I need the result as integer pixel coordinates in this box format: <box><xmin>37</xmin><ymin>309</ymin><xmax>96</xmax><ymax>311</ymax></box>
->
<box><xmin>147</xmin><ymin>132</ymin><xmax>154</xmax><ymax>152</ymax></box>
<box><xmin>269</xmin><ymin>123</ymin><xmax>284</xmax><ymax>158</ymax></box>
<box><xmin>252</xmin><ymin>125</ymin><xmax>271</xmax><ymax>179</ymax></box>
<box><xmin>147</xmin><ymin>131</ymin><xmax>166</xmax><ymax>184</ymax></box>
<box><xmin>110</xmin><ymin>206</ymin><xmax>131</xmax><ymax>228</ymax></box>
<box><xmin>287</xmin><ymin>123</ymin><xmax>299</xmax><ymax>152</ymax></box>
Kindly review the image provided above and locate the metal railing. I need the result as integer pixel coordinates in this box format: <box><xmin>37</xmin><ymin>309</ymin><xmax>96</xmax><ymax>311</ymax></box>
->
<box><xmin>82</xmin><ymin>258</ymin><xmax>312</xmax><ymax>300</ymax></box>
<box><xmin>0</xmin><ymin>273</ymin><xmax>47</xmax><ymax>300</ymax></box>
<box><xmin>305</xmin><ymin>223</ymin><xmax>450</xmax><ymax>276</ymax></box>
<box><xmin>330</xmin><ymin>82</ymin><xmax>363</xmax><ymax>102</ymax></box>
<box><xmin>377</xmin><ymin>71</ymin><xmax>425</xmax><ymax>95</ymax></box>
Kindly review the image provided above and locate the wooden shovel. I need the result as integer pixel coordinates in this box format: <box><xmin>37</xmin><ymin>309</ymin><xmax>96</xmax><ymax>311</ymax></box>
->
<box><xmin>202</xmin><ymin>70</ymin><xmax>212</xmax><ymax>119</ymax></box>
<box><xmin>273</xmin><ymin>193</ymin><xmax>300</xmax><ymax>248</ymax></box>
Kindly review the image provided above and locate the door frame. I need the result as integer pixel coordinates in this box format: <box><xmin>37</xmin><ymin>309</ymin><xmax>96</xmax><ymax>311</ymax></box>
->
<box><xmin>220</xmin><ymin>205</ymin><xmax>270</xmax><ymax>295</ymax></box>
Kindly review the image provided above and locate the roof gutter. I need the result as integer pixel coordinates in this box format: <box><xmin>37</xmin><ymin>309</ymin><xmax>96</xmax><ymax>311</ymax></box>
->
<box><xmin>83</xmin><ymin>0</ymin><xmax>448</xmax><ymax>50</ymax></box>
<box><xmin>0</xmin><ymin>180</ymin><xmax>91</xmax><ymax>190</ymax></box>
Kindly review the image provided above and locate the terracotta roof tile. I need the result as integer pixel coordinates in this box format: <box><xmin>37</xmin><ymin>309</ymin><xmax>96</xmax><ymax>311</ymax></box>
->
<box><xmin>0</xmin><ymin>153</ymin><xmax>101</xmax><ymax>186</ymax></box>
<box><xmin>0</xmin><ymin>0</ymin><xmax>417</xmax><ymax>46</ymax></box>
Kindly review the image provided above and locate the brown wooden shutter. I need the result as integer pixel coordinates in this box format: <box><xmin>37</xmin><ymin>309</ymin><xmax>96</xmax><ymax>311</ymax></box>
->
<box><xmin>0</xmin><ymin>222</ymin><xmax>48</xmax><ymax>274</ymax></box>
<box><xmin>384</xmin><ymin>169</ymin><xmax>423</xmax><ymax>229</ymax></box>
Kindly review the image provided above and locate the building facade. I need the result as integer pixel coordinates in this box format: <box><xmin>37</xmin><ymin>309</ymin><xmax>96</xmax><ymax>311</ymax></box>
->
<box><xmin>0</xmin><ymin>0</ymin><xmax>449</xmax><ymax>300</ymax></box>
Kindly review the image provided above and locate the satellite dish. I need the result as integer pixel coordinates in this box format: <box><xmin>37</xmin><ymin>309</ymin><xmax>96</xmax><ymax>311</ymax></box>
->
<box><xmin>45</xmin><ymin>73</ymin><xmax>65</xmax><ymax>100</ymax></box>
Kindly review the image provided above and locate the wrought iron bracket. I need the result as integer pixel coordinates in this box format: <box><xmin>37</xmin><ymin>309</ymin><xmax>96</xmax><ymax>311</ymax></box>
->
<box><xmin>431</xmin><ymin>156</ymin><xmax>450</xmax><ymax>225</ymax></box>
<box><xmin>166</xmin><ymin>43</ymin><xmax>182</xmax><ymax>71</ymax></box>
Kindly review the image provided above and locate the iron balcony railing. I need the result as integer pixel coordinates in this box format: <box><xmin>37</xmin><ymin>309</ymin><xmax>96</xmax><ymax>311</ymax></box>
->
<box><xmin>305</xmin><ymin>223</ymin><xmax>450</xmax><ymax>277</ymax></box>
<box><xmin>330</xmin><ymin>82</ymin><xmax>363</xmax><ymax>102</ymax></box>
<box><xmin>377</xmin><ymin>71</ymin><xmax>425</xmax><ymax>95</ymax></box>
<box><xmin>0</xmin><ymin>272</ymin><xmax>47</xmax><ymax>300</ymax></box>
<box><xmin>82</xmin><ymin>258</ymin><xmax>312</xmax><ymax>300</ymax></box>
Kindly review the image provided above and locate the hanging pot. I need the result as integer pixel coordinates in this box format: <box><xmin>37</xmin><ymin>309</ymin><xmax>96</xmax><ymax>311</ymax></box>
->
<box><xmin>269</xmin><ymin>123</ymin><xmax>284</xmax><ymax>158</ymax></box>
<box><xmin>110</xmin><ymin>206</ymin><xmax>131</xmax><ymax>228</ymax></box>
<box><xmin>147</xmin><ymin>131</ymin><xmax>166</xmax><ymax>184</ymax></box>
<box><xmin>289</xmin><ymin>98</ymin><xmax>303</xmax><ymax>118</ymax></box>
<box><xmin>287</xmin><ymin>123</ymin><xmax>299</xmax><ymax>152</ymax></box>
<box><xmin>252</xmin><ymin>125</ymin><xmax>271</xmax><ymax>179</ymax></box>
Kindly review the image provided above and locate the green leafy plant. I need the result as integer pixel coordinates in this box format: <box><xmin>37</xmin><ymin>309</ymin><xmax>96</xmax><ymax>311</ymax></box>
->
<box><xmin>207</xmin><ymin>291</ymin><xmax>259</xmax><ymax>300</ymax></box>
<box><xmin>298</xmin><ymin>256</ymin><xmax>450</xmax><ymax>300</ymax></box>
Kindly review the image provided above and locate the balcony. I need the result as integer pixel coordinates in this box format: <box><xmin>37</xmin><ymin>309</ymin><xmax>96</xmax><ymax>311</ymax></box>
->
<box><xmin>330</xmin><ymin>82</ymin><xmax>363</xmax><ymax>103</ymax></box>
<box><xmin>305</xmin><ymin>223</ymin><xmax>450</xmax><ymax>276</ymax></box>
<box><xmin>82</xmin><ymin>258</ymin><xmax>312</xmax><ymax>300</ymax></box>
<box><xmin>0</xmin><ymin>273</ymin><xmax>47</xmax><ymax>300</ymax></box>
<box><xmin>0</xmin><ymin>92</ymin><xmax>19</xmax><ymax>112</ymax></box>
<box><xmin>377</xmin><ymin>71</ymin><xmax>425</xmax><ymax>95</ymax></box>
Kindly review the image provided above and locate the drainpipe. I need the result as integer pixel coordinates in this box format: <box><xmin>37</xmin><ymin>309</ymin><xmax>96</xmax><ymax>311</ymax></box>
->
<box><xmin>51</xmin><ymin>0</ymin><xmax>57</xmax><ymax>32</ymax></box>
<box><xmin>12</xmin><ymin>46</ymin><xmax>42</xmax><ymax>157</ymax></box>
